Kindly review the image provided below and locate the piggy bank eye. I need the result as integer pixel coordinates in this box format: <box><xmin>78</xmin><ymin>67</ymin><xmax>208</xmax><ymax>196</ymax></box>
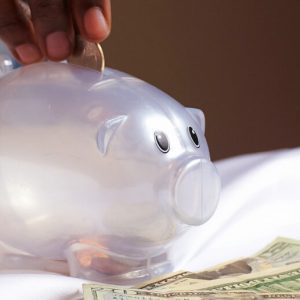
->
<box><xmin>188</xmin><ymin>126</ymin><xmax>200</xmax><ymax>148</ymax></box>
<box><xmin>154</xmin><ymin>131</ymin><xmax>170</xmax><ymax>153</ymax></box>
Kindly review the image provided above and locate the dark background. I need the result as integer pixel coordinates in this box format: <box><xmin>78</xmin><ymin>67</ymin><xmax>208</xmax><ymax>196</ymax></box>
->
<box><xmin>102</xmin><ymin>0</ymin><xmax>300</xmax><ymax>160</ymax></box>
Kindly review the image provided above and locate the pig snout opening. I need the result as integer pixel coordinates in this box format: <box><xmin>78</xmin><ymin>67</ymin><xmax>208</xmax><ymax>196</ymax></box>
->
<box><xmin>172</xmin><ymin>158</ymin><xmax>221</xmax><ymax>226</ymax></box>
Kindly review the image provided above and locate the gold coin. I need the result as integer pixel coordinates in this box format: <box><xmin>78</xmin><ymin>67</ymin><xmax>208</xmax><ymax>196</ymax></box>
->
<box><xmin>67</xmin><ymin>36</ymin><xmax>105</xmax><ymax>72</ymax></box>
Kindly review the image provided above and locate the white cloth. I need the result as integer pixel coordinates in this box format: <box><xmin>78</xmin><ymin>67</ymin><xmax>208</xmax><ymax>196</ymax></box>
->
<box><xmin>0</xmin><ymin>271</ymin><xmax>86</xmax><ymax>300</ymax></box>
<box><xmin>1</xmin><ymin>148</ymin><xmax>300</xmax><ymax>299</ymax></box>
<box><xmin>173</xmin><ymin>147</ymin><xmax>300</xmax><ymax>270</ymax></box>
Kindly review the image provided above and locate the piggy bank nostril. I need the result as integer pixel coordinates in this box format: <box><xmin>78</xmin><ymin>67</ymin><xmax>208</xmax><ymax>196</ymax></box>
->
<box><xmin>172</xmin><ymin>159</ymin><xmax>221</xmax><ymax>225</ymax></box>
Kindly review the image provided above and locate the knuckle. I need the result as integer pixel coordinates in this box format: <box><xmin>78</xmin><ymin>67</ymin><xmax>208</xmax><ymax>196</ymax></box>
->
<box><xmin>30</xmin><ymin>0</ymin><xmax>65</xmax><ymax>21</ymax></box>
<box><xmin>0</xmin><ymin>17</ymin><xmax>21</xmax><ymax>35</ymax></box>
<box><xmin>0</xmin><ymin>2</ymin><xmax>30</xmax><ymax>44</ymax></box>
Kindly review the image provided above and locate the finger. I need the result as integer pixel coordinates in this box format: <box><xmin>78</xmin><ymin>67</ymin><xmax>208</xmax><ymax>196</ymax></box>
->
<box><xmin>0</xmin><ymin>1</ymin><xmax>42</xmax><ymax>64</ymax></box>
<box><xmin>71</xmin><ymin>0</ymin><xmax>111</xmax><ymax>42</ymax></box>
<box><xmin>28</xmin><ymin>0</ymin><xmax>72</xmax><ymax>61</ymax></box>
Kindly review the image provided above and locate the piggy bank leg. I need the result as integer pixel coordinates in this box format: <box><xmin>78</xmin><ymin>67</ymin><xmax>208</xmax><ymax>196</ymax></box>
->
<box><xmin>0</xmin><ymin>246</ymin><xmax>69</xmax><ymax>275</ymax></box>
<box><xmin>64</xmin><ymin>240</ymin><xmax>173</xmax><ymax>284</ymax></box>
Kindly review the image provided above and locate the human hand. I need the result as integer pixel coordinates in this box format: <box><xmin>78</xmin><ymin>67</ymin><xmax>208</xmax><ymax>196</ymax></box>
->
<box><xmin>0</xmin><ymin>0</ymin><xmax>111</xmax><ymax>64</ymax></box>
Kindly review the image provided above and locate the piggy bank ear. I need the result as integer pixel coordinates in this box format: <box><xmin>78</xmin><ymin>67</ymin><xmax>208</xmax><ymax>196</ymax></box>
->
<box><xmin>186</xmin><ymin>108</ymin><xmax>205</xmax><ymax>133</ymax></box>
<box><xmin>97</xmin><ymin>115</ymin><xmax>128</xmax><ymax>155</ymax></box>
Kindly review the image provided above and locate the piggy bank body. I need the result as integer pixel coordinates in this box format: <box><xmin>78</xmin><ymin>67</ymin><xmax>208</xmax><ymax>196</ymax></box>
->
<box><xmin>0</xmin><ymin>62</ymin><xmax>220</xmax><ymax>284</ymax></box>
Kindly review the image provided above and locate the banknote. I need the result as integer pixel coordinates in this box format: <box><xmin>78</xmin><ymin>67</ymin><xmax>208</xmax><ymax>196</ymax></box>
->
<box><xmin>137</xmin><ymin>237</ymin><xmax>300</xmax><ymax>291</ymax></box>
<box><xmin>171</xmin><ymin>261</ymin><xmax>300</xmax><ymax>292</ymax></box>
<box><xmin>83</xmin><ymin>238</ymin><xmax>300</xmax><ymax>300</ymax></box>
<box><xmin>83</xmin><ymin>284</ymin><xmax>300</xmax><ymax>300</ymax></box>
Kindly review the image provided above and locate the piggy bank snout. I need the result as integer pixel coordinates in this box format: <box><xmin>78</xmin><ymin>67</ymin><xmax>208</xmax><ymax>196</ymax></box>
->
<box><xmin>172</xmin><ymin>158</ymin><xmax>221</xmax><ymax>226</ymax></box>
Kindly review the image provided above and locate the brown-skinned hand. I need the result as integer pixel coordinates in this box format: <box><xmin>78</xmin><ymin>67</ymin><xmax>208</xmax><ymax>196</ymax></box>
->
<box><xmin>0</xmin><ymin>0</ymin><xmax>111</xmax><ymax>64</ymax></box>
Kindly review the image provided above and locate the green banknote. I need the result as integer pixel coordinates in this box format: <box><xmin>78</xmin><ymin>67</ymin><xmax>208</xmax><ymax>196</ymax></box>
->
<box><xmin>83</xmin><ymin>237</ymin><xmax>300</xmax><ymax>300</ymax></box>
<box><xmin>83</xmin><ymin>284</ymin><xmax>300</xmax><ymax>300</ymax></box>
<box><xmin>171</xmin><ymin>261</ymin><xmax>300</xmax><ymax>292</ymax></box>
<box><xmin>138</xmin><ymin>237</ymin><xmax>300</xmax><ymax>291</ymax></box>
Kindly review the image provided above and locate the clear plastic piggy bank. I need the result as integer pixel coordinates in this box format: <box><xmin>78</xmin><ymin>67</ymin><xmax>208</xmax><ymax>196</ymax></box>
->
<box><xmin>0</xmin><ymin>62</ymin><xmax>221</xmax><ymax>284</ymax></box>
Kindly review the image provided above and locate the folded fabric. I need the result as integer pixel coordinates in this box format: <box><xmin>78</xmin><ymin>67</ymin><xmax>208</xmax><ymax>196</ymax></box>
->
<box><xmin>172</xmin><ymin>147</ymin><xmax>300</xmax><ymax>270</ymax></box>
<box><xmin>0</xmin><ymin>271</ymin><xmax>87</xmax><ymax>300</ymax></box>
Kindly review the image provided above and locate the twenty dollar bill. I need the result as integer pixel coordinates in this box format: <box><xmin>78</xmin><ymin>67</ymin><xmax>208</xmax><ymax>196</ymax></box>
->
<box><xmin>83</xmin><ymin>284</ymin><xmax>300</xmax><ymax>300</ymax></box>
<box><xmin>138</xmin><ymin>237</ymin><xmax>300</xmax><ymax>291</ymax></box>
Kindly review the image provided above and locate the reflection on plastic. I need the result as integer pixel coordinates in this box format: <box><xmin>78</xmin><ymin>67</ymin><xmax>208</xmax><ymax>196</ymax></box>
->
<box><xmin>0</xmin><ymin>62</ymin><xmax>221</xmax><ymax>284</ymax></box>
<box><xmin>0</xmin><ymin>54</ymin><xmax>13</xmax><ymax>77</ymax></box>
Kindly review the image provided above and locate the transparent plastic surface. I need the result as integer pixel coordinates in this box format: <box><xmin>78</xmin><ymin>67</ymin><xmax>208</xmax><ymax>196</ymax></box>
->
<box><xmin>0</xmin><ymin>62</ymin><xmax>221</xmax><ymax>284</ymax></box>
<box><xmin>0</xmin><ymin>42</ymin><xmax>19</xmax><ymax>75</ymax></box>
<box><xmin>0</xmin><ymin>54</ymin><xmax>13</xmax><ymax>77</ymax></box>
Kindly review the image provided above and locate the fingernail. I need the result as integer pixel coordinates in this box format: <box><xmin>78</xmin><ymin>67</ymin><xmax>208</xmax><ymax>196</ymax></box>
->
<box><xmin>15</xmin><ymin>44</ymin><xmax>42</xmax><ymax>64</ymax></box>
<box><xmin>84</xmin><ymin>7</ymin><xmax>109</xmax><ymax>40</ymax></box>
<box><xmin>46</xmin><ymin>31</ymin><xmax>71</xmax><ymax>60</ymax></box>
